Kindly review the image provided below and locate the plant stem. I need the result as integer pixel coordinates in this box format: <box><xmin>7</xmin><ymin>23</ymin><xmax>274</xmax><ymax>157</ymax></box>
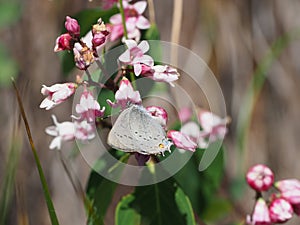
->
<box><xmin>12</xmin><ymin>79</ymin><xmax>60</xmax><ymax>225</ymax></box>
<box><xmin>119</xmin><ymin>0</ymin><xmax>128</xmax><ymax>40</ymax></box>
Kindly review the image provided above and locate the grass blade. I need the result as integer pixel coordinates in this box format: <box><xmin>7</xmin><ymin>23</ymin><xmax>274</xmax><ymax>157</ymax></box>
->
<box><xmin>12</xmin><ymin>79</ymin><xmax>60</xmax><ymax>225</ymax></box>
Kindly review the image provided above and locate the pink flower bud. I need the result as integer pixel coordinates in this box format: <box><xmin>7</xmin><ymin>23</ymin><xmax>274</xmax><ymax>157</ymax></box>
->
<box><xmin>75</xmin><ymin>90</ymin><xmax>105</xmax><ymax>122</ymax></box>
<box><xmin>54</xmin><ymin>33</ymin><xmax>73</xmax><ymax>52</ymax></box>
<box><xmin>269</xmin><ymin>198</ymin><xmax>293</xmax><ymax>223</ymax></box>
<box><xmin>40</xmin><ymin>83</ymin><xmax>77</xmax><ymax>110</ymax></box>
<box><xmin>107</xmin><ymin>77</ymin><xmax>141</xmax><ymax>109</ymax></box>
<box><xmin>91</xmin><ymin>20</ymin><xmax>110</xmax><ymax>48</ymax></box>
<box><xmin>92</xmin><ymin>32</ymin><xmax>107</xmax><ymax>47</ymax></box>
<box><xmin>145</xmin><ymin>106</ymin><xmax>168</xmax><ymax>127</ymax></box>
<box><xmin>65</xmin><ymin>16</ymin><xmax>80</xmax><ymax>37</ymax></box>
<box><xmin>246</xmin><ymin>198</ymin><xmax>271</xmax><ymax>225</ymax></box>
<box><xmin>275</xmin><ymin>179</ymin><xmax>300</xmax><ymax>204</ymax></box>
<box><xmin>246</xmin><ymin>164</ymin><xmax>274</xmax><ymax>192</ymax></box>
<box><xmin>167</xmin><ymin>130</ymin><xmax>197</xmax><ymax>152</ymax></box>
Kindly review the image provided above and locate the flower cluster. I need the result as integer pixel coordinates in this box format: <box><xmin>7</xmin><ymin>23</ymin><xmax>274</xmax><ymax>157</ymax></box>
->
<box><xmin>40</xmin><ymin>1</ymin><xmax>228</xmax><ymax>159</ymax></box>
<box><xmin>246</xmin><ymin>164</ymin><xmax>300</xmax><ymax>224</ymax></box>
<box><xmin>54</xmin><ymin>16</ymin><xmax>109</xmax><ymax>70</ymax></box>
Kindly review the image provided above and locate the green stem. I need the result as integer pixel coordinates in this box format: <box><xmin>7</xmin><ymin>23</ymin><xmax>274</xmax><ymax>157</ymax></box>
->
<box><xmin>12</xmin><ymin>79</ymin><xmax>60</xmax><ymax>225</ymax></box>
<box><xmin>119</xmin><ymin>0</ymin><xmax>128</xmax><ymax>39</ymax></box>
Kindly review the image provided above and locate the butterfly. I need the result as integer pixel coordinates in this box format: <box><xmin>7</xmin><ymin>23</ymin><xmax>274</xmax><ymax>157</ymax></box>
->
<box><xmin>107</xmin><ymin>104</ymin><xmax>172</xmax><ymax>155</ymax></box>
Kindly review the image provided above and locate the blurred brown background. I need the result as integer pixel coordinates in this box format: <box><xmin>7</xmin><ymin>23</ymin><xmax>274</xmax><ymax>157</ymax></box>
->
<box><xmin>1</xmin><ymin>0</ymin><xmax>300</xmax><ymax>224</ymax></box>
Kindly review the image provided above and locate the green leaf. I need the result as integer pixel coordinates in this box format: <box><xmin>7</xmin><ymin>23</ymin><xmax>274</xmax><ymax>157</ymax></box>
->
<box><xmin>115</xmin><ymin>178</ymin><xmax>196</xmax><ymax>225</ymax></box>
<box><xmin>0</xmin><ymin>0</ymin><xmax>21</xmax><ymax>28</ymax></box>
<box><xmin>0</xmin><ymin>43</ymin><xmax>18</xmax><ymax>87</ymax></box>
<box><xmin>143</xmin><ymin>24</ymin><xmax>160</xmax><ymax>41</ymax></box>
<box><xmin>202</xmin><ymin>197</ymin><xmax>232</xmax><ymax>223</ymax></box>
<box><xmin>86</xmin><ymin>150</ymin><xmax>129</xmax><ymax>225</ymax></box>
<box><xmin>174</xmin><ymin>147</ymin><xmax>225</xmax><ymax>216</ymax></box>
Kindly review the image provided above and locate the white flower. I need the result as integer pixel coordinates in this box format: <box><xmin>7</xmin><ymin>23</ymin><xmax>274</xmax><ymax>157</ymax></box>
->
<box><xmin>107</xmin><ymin>77</ymin><xmax>141</xmax><ymax>109</ymax></box>
<box><xmin>40</xmin><ymin>83</ymin><xmax>77</xmax><ymax>110</ymax></box>
<box><xmin>45</xmin><ymin>115</ymin><xmax>76</xmax><ymax>150</ymax></box>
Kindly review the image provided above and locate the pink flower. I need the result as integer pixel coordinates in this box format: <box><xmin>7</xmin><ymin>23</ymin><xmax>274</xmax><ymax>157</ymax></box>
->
<box><xmin>109</xmin><ymin>1</ymin><xmax>150</xmax><ymax>41</ymax></box>
<box><xmin>75</xmin><ymin>90</ymin><xmax>105</xmax><ymax>122</ymax></box>
<box><xmin>45</xmin><ymin>115</ymin><xmax>76</xmax><ymax>150</ymax></box>
<box><xmin>40</xmin><ymin>83</ymin><xmax>77</xmax><ymax>110</ymax></box>
<box><xmin>198</xmin><ymin>110</ymin><xmax>228</xmax><ymax>142</ymax></box>
<box><xmin>167</xmin><ymin>130</ymin><xmax>197</xmax><ymax>152</ymax></box>
<box><xmin>145</xmin><ymin>106</ymin><xmax>168</xmax><ymax>127</ymax></box>
<box><xmin>74</xmin><ymin>120</ymin><xmax>96</xmax><ymax>141</ymax></box>
<box><xmin>246</xmin><ymin>198</ymin><xmax>271</xmax><ymax>225</ymax></box>
<box><xmin>276</xmin><ymin>179</ymin><xmax>300</xmax><ymax>204</ymax></box>
<box><xmin>65</xmin><ymin>16</ymin><xmax>80</xmax><ymax>37</ymax></box>
<box><xmin>119</xmin><ymin>40</ymin><xmax>154</xmax><ymax>76</ymax></box>
<box><xmin>141</xmin><ymin>65</ymin><xmax>179</xmax><ymax>87</ymax></box>
<box><xmin>178</xmin><ymin>107</ymin><xmax>192</xmax><ymax>123</ymax></box>
<box><xmin>73</xmin><ymin>43</ymin><xmax>95</xmax><ymax>70</ymax></box>
<box><xmin>54</xmin><ymin>33</ymin><xmax>73</xmax><ymax>52</ymax></box>
<box><xmin>246</xmin><ymin>164</ymin><xmax>274</xmax><ymax>192</ymax></box>
<box><xmin>180</xmin><ymin>121</ymin><xmax>208</xmax><ymax>149</ymax></box>
<box><xmin>269</xmin><ymin>198</ymin><xmax>293</xmax><ymax>223</ymax></box>
<box><xmin>107</xmin><ymin>77</ymin><xmax>141</xmax><ymax>109</ymax></box>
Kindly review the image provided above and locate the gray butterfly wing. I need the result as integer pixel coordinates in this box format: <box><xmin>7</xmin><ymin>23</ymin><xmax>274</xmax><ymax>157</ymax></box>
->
<box><xmin>127</xmin><ymin>105</ymin><xmax>168</xmax><ymax>154</ymax></box>
<box><xmin>107</xmin><ymin>106</ymin><xmax>140</xmax><ymax>152</ymax></box>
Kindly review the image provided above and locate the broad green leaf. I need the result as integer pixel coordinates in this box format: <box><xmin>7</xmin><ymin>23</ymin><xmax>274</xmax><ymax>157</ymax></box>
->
<box><xmin>174</xmin><ymin>146</ymin><xmax>224</xmax><ymax>216</ymax></box>
<box><xmin>0</xmin><ymin>43</ymin><xmax>18</xmax><ymax>87</ymax></box>
<box><xmin>115</xmin><ymin>178</ymin><xmax>196</xmax><ymax>225</ymax></box>
<box><xmin>86</xmin><ymin>150</ymin><xmax>129</xmax><ymax>225</ymax></box>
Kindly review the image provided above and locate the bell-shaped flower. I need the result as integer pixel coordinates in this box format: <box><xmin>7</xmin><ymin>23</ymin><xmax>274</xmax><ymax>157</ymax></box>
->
<box><xmin>145</xmin><ymin>106</ymin><xmax>168</xmax><ymax>127</ymax></box>
<box><xmin>275</xmin><ymin>179</ymin><xmax>300</xmax><ymax>204</ymax></box>
<box><xmin>75</xmin><ymin>90</ymin><xmax>105</xmax><ymax>122</ymax></box>
<box><xmin>65</xmin><ymin>16</ymin><xmax>80</xmax><ymax>37</ymax></box>
<box><xmin>141</xmin><ymin>65</ymin><xmax>179</xmax><ymax>87</ymax></box>
<box><xmin>246</xmin><ymin>164</ymin><xmax>274</xmax><ymax>192</ymax></box>
<box><xmin>246</xmin><ymin>198</ymin><xmax>271</xmax><ymax>225</ymax></box>
<box><xmin>40</xmin><ymin>82</ymin><xmax>77</xmax><ymax>110</ymax></box>
<box><xmin>167</xmin><ymin>130</ymin><xmax>197</xmax><ymax>152</ymax></box>
<box><xmin>269</xmin><ymin>197</ymin><xmax>293</xmax><ymax>223</ymax></box>
<box><xmin>119</xmin><ymin>40</ymin><xmax>154</xmax><ymax>76</ymax></box>
<box><xmin>45</xmin><ymin>115</ymin><xmax>76</xmax><ymax>150</ymax></box>
<box><xmin>107</xmin><ymin>77</ymin><xmax>141</xmax><ymax>109</ymax></box>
